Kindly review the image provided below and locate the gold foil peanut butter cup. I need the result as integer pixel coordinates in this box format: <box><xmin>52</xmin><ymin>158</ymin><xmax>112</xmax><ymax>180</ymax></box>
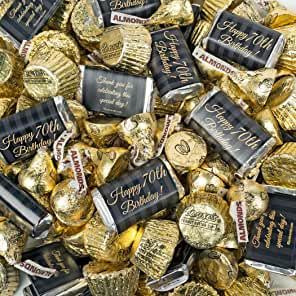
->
<box><xmin>23</xmin><ymin>48</ymin><xmax>80</xmax><ymax>100</ymax></box>
<box><xmin>164</xmin><ymin>131</ymin><xmax>207</xmax><ymax>174</ymax></box>
<box><xmin>15</xmin><ymin>94</ymin><xmax>38</xmax><ymax>113</ymax></box>
<box><xmin>197</xmin><ymin>248</ymin><xmax>239</xmax><ymax>290</ymax></box>
<box><xmin>191</xmin><ymin>19</ymin><xmax>212</xmax><ymax>48</ymax></box>
<box><xmin>176</xmin><ymin>192</ymin><xmax>232</xmax><ymax>249</ymax></box>
<box><xmin>202</xmin><ymin>0</ymin><xmax>234</xmax><ymax>22</ymax></box>
<box><xmin>131</xmin><ymin>219</ymin><xmax>180</xmax><ymax>280</ymax></box>
<box><xmin>169</xmin><ymin>281</ymin><xmax>219</xmax><ymax>296</ymax></box>
<box><xmin>262</xmin><ymin>142</ymin><xmax>296</xmax><ymax>188</ymax></box>
<box><xmin>83</xmin><ymin>261</ymin><xmax>140</xmax><ymax>296</ymax></box>
<box><xmin>0</xmin><ymin>258</ymin><xmax>19</xmax><ymax>296</ymax></box>
<box><xmin>99</xmin><ymin>25</ymin><xmax>152</xmax><ymax>75</ymax></box>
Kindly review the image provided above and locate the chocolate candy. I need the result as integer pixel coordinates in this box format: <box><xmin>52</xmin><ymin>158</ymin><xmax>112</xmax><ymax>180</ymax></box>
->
<box><xmin>204</xmin><ymin>10</ymin><xmax>285</xmax><ymax>70</ymax></box>
<box><xmin>0</xmin><ymin>258</ymin><xmax>19</xmax><ymax>296</ymax></box>
<box><xmin>150</xmin><ymin>27</ymin><xmax>203</xmax><ymax>104</ymax></box>
<box><xmin>169</xmin><ymin>281</ymin><xmax>218</xmax><ymax>296</ymax></box>
<box><xmin>0</xmin><ymin>173</ymin><xmax>53</xmax><ymax>239</ymax></box>
<box><xmin>0</xmin><ymin>97</ymin><xmax>76</xmax><ymax>164</ymax></box>
<box><xmin>79</xmin><ymin>66</ymin><xmax>154</xmax><ymax>118</ymax></box>
<box><xmin>92</xmin><ymin>157</ymin><xmax>184</xmax><ymax>234</ymax></box>
<box><xmin>185</xmin><ymin>88</ymin><xmax>275</xmax><ymax>177</ymax></box>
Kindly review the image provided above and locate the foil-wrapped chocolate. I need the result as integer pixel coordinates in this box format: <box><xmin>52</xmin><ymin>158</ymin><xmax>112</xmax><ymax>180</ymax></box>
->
<box><xmin>0</xmin><ymin>98</ymin><xmax>16</xmax><ymax>119</ymax></box>
<box><xmin>15</xmin><ymin>94</ymin><xmax>38</xmax><ymax>113</ymax></box>
<box><xmin>190</xmin><ymin>19</ymin><xmax>211</xmax><ymax>48</ymax></box>
<box><xmin>62</xmin><ymin>226</ymin><xmax>88</xmax><ymax>257</ymax></box>
<box><xmin>265</xmin><ymin>7</ymin><xmax>296</xmax><ymax>29</ymax></box>
<box><xmin>201</xmin><ymin>0</ymin><xmax>233</xmax><ymax>22</ymax></box>
<box><xmin>92</xmin><ymin>157</ymin><xmax>184</xmax><ymax>234</ymax></box>
<box><xmin>169</xmin><ymin>281</ymin><xmax>219</xmax><ymax>296</ymax></box>
<box><xmin>0</xmin><ymin>258</ymin><xmax>19</xmax><ymax>296</ymax></box>
<box><xmin>232</xmin><ymin>0</ymin><xmax>265</xmax><ymax>23</ymax></box>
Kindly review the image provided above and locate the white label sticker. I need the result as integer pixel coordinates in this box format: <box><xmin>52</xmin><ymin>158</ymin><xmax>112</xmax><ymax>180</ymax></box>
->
<box><xmin>111</xmin><ymin>11</ymin><xmax>149</xmax><ymax>25</ymax></box>
<box><xmin>15</xmin><ymin>260</ymin><xmax>56</xmax><ymax>279</ymax></box>
<box><xmin>53</xmin><ymin>130</ymin><xmax>73</xmax><ymax>162</ymax></box>
<box><xmin>271</xmin><ymin>288</ymin><xmax>296</xmax><ymax>296</ymax></box>
<box><xmin>230</xmin><ymin>200</ymin><xmax>249</xmax><ymax>243</ymax></box>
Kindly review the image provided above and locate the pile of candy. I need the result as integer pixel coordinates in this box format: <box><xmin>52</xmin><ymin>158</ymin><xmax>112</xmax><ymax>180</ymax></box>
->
<box><xmin>0</xmin><ymin>0</ymin><xmax>295</xmax><ymax>295</ymax></box>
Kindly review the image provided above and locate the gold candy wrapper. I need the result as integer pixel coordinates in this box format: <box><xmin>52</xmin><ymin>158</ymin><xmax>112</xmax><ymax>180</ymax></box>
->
<box><xmin>265</xmin><ymin>7</ymin><xmax>296</xmax><ymax>28</ymax></box>
<box><xmin>0</xmin><ymin>0</ymin><xmax>14</xmax><ymax>21</ymax></box>
<box><xmin>165</xmin><ymin>131</ymin><xmax>207</xmax><ymax>174</ymax></box>
<box><xmin>0</xmin><ymin>97</ymin><xmax>16</xmax><ymax>118</ymax></box>
<box><xmin>197</xmin><ymin>248</ymin><xmax>238</xmax><ymax>290</ymax></box>
<box><xmin>255</xmin><ymin>107</ymin><xmax>283</xmax><ymax>146</ymax></box>
<box><xmin>190</xmin><ymin>19</ymin><xmax>211</xmax><ymax>48</ymax></box>
<box><xmin>83</xmin><ymin>261</ymin><xmax>140</xmax><ymax>296</ymax></box>
<box><xmin>262</xmin><ymin>142</ymin><xmax>296</xmax><ymax>188</ymax></box>
<box><xmin>66</xmin><ymin>99</ymin><xmax>88</xmax><ymax>121</ymax></box>
<box><xmin>136</xmin><ymin>273</ymin><xmax>160</xmax><ymax>296</ymax></box>
<box><xmin>177</xmin><ymin>192</ymin><xmax>232</xmax><ymax>249</ymax></box>
<box><xmin>216</xmin><ymin>225</ymin><xmax>239</xmax><ymax>249</ymax></box>
<box><xmin>15</xmin><ymin>94</ymin><xmax>38</xmax><ymax>113</ymax></box>
<box><xmin>202</xmin><ymin>0</ymin><xmax>234</xmax><ymax>22</ymax></box>
<box><xmin>232</xmin><ymin>0</ymin><xmax>265</xmax><ymax>23</ymax></box>
<box><xmin>0</xmin><ymin>217</ymin><xmax>27</xmax><ymax>265</ymax></box>
<box><xmin>0</xmin><ymin>258</ymin><xmax>19</xmax><ymax>296</ymax></box>
<box><xmin>99</xmin><ymin>25</ymin><xmax>152</xmax><ymax>74</ymax></box>
<box><xmin>169</xmin><ymin>281</ymin><xmax>219</xmax><ymax>296</ymax></box>
<box><xmin>131</xmin><ymin>219</ymin><xmax>179</xmax><ymax>280</ymax></box>
<box><xmin>227</xmin><ymin>180</ymin><xmax>269</xmax><ymax>221</ymax></box>
<box><xmin>50</xmin><ymin>179</ymin><xmax>95</xmax><ymax>227</ymax></box>
<box><xmin>23</xmin><ymin>48</ymin><xmax>80</xmax><ymax>100</ymax></box>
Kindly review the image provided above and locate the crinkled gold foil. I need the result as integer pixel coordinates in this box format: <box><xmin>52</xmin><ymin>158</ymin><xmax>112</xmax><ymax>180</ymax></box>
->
<box><xmin>15</xmin><ymin>94</ymin><xmax>38</xmax><ymax>113</ymax></box>
<box><xmin>99</xmin><ymin>25</ymin><xmax>152</xmax><ymax>74</ymax></box>
<box><xmin>197</xmin><ymin>248</ymin><xmax>238</xmax><ymax>290</ymax></box>
<box><xmin>0</xmin><ymin>258</ymin><xmax>19</xmax><ymax>296</ymax></box>
<box><xmin>177</xmin><ymin>192</ymin><xmax>232</xmax><ymax>249</ymax></box>
<box><xmin>155</xmin><ymin>114</ymin><xmax>181</xmax><ymax>144</ymax></box>
<box><xmin>62</xmin><ymin>226</ymin><xmax>88</xmax><ymax>257</ymax></box>
<box><xmin>202</xmin><ymin>0</ymin><xmax>234</xmax><ymax>22</ymax></box>
<box><xmin>216</xmin><ymin>224</ymin><xmax>239</xmax><ymax>249</ymax></box>
<box><xmin>262</xmin><ymin>142</ymin><xmax>296</xmax><ymax>188</ymax></box>
<box><xmin>265</xmin><ymin>7</ymin><xmax>296</xmax><ymax>28</ymax></box>
<box><xmin>67</xmin><ymin>99</ymin><xmax>88</xmax><ymax>121</ymax></box>
<box><xmin>84</xmin><ymin>262</ymin><xmax>139</xmax><ymax>296</ymax></box>
<box><xmin>23</xmin><ymin>48</ymin><xmax>80</xmax><ymax>99</ymax></box>
<box><xmin>190</xmin><ymin>19</ymin><xmax>211</xmax><ymax>48</ymax></box>
<box><xmin>227</xmin><ymin>180</ymin><xmax>269</xmax><ymax>221</ymax></box>
<box><xmin>50</xmin><ymin>179</ymin><xmax>95</xmax><ymax>227</ymax></box>
<box><xmin>169</xmin><ymin>281</ymin><xmax>219</xmax><ymax>296</ymax></box>
<box><xmin>0</xmin><ymin>97</ymin><xmax>16</xmax><ymax>118</ymax></box>
<box><xmin>0</xmin><ymin>0</ymin><xmax>14</xmax><ymax>21</ymax></box>
<box><xmin>136</xmin><ymin>273</ymin><xmax>160</xmax><ymax>296</ymax></box>
<box><xmin>232</xmin><ymin>0</ymin><xmax>264</xmax><ymax>23</ymax></box>
<box><xmin>154</xmin><ymin>96</ymin><xmax>182</xmax><ymax>116</ymax></box>
<box><xmin>131</xmin><ymin>219</ymin><xmax>179</xmax><ymax>279</ymax></box>
<box><xmin>0</xmin><ymin>217</ymin><xmax>27</xmax><ymax>265</ymax></box>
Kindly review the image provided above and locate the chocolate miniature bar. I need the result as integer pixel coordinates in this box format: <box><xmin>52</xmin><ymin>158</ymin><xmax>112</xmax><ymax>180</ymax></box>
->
<box><xmin>0</xmin><ymin>97</ymin><xmax>76</xmax><ymax>164</ymax></box>
<box><xmin>0</xmin><ymin>0</ymin><xmax>63</xmax><ymax>48</ymax></box>
<box><xmin>0</xmin><ymin>173</ymin><xmax>53</xmax><ymax>239</ymax></box>
<box><xmin>245</xmin><ymin>186</ymin><xmax>296</xmax><ymax>276</ymax></box>
<box><xmin>150</xmin><ymin>27</ymin><xmax>203</xmax><ymax>104</ymax></box>
<box><xmin>92</xmin><ymin>157</ymin><xmax>184</xmax><ymax>234</ymax></box>
<box><xmin>79</xmin><ymin>66</ymin><xmax>154</xmax><ymax>118</ymax></box>
<box><xmin>204</xmin><ymin>10</ymin><xmax>285</xmax><ymax>70</ymax></box>
<box><xmin>185</xmin><ymin>88</ymin><xmax>275</xmax><ymax>177</ymax></box>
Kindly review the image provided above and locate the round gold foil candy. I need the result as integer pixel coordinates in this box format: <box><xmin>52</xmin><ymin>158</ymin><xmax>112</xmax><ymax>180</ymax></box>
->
<box><xmin>164</xmin><ymin>131</ymin><xmax>207</xmax><ymax>174</ymax></box>
<box><xmin>169</xmin><ymin>281</ymin><xmax>218</xmax><ymax>296</ymax></box>
<box><xmin>131</xmin><ymin>219</ymin><xmax>179</xmax><ymax>279</ymax></box>
<box><xmin>83</xmin><ymin>116</ymin><xmax>121</xmax><ymax>148</ymax></box>
<box><xmin>224</xmin><ymin>276</ymin><xmax>270</xmax><ymax>296</ymax></box>
<box><xmin>99</xmin><ymin>25</ymin><xmax>152</xmax><ymax>74</ymax></box>
<box><xmin>265</xmin><ymin>7</ymin><xmax>296</xmax><ymax>28</ymax></box>
<box><xmin>0</xmin><ymin>97</ymin><xmax>16</xmax><ymax>119</ymax></box>
<box><xmin>71</xmin><ymin>0</ymin><xmax>104</xmax><ymax>51</ymax></box>
<box><xmin>50</xmin><ymin>179</ymin><xmax>95</xmax><ymax>227</ymax></box>
<box><xmin>0</xmin><ymin>258</ymin><xmax>19</xmax><ymax>296</ymax></box>
<box><xmin>255</xmin><ymin>107</ymin><xmax>283</xmax><ymax>146</ymax></box>
<box><xmin>239</xmin><ymin>262</ymin><xmax>270</xmax><ymax>288</ymax></box>
<box><xmin>216</xmin><ymin>225</ymin><xmax>239</xmax><ymax>249</ymax></box>
<box><xmin>177</xmin><ymin>192</ymin><xmax>232</xmax><ymax>249</ymax></box>
<box><xmin>22</xmin><ymin>30</ymin><xmax>81</xmax><ymax>64</ymax></box>
<box><xmin>188</xmin><ymin>168</ymin><xmax>225</xmax><ymax>194</ymax></box>
<box><xmin>197</xmin><ymin>248</ymin><xmax>238</xmax><ymax>290</ymax></box>
<box><xmin>262</xmin><ymin>142</ymin><xmax>296</xmax><ymax>188</ymax></box>
<box><xmin>15</xmin><ymin>94</ymin><xmax>38</xmax><ymax>113</ymax></box>
<box><xmin>83</xmin><ymin>261</ymin><xmax>140</xmax><ymax>296</ymax></box>
<box><xmin>18</xmin><ymin>149</ymin><xmax>57</xmax><ymax>197</ymax></box>
<box><xmin>0</xmin><ymin>217</ymin><xmax>27</xmax><ymax>265</ymax></box>
<box><xmin>23</xmin><ymin>48</ymin><xmax>80</xmax><ymax>100</ymax></box>
<box><xmin>62</xmin><ymin>226</ymin><xmax>88</xmax><ymax>257</ymax></box>
<box><xmin>227</xmin><ymin>180</ymin><xmax>269</xmax><ymax>221</ymax></box>
<box><xmin>191</xmin><ymin>19</ymin><xmax>211</xmax><ymax>48</ymax></box>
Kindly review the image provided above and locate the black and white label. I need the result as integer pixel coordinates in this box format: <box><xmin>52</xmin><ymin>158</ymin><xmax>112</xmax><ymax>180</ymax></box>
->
<box><xmin>15</xmin><ymin>260</ymin><xmax>56</xmax><ymax>279</ymax></box>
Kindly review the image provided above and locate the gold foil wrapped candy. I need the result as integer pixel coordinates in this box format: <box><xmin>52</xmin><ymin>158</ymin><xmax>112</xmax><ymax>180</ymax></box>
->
<box><xmin>67</xmin><ymin>99</ymin><xmax>88</xmax><ymax>121</ymax></box>
<box><xmin>191</xmin><ymin>20</ymin><xmax>212</xmax><ymax>48</ymax></box>
<box><xmin>50</xmin><ymin>179</ymin><xmax>95</xmax><ymax>227</ymax></box>
<box><xmin>0</xmin><ymin>97</ymin><xmax>16</xmax><ymax>118</ymax></box>
<box><xmin>232</xmin><ymin>0</ymin><xmax>265</xmax><ymax>23</ymax></box>
<box><xmin>164</xmin><ymin>131</ymin><xmax>207</xmax><ymax>174</ymax></box>
<box><xmin>169</xmin><ymin>281</ymin><xmax>219</xmax><ymax>296</ymax></box>
<box><xmin>131</xmin><ymin>219</ymin><xmax>179</xmax><ymax>279</ymax></box>
<box><xmin>227</xmin><ymin>180</ymin><xmax>269</xmax><ymax>221</ymax></box>
<box><xmin>0</xmin><ymin>258</ymin><xmax>19</xmax><ymax>296</ymax></box>
<box><xmin>83</xmin><ymin>261</ymin><xmax>140</xmax><ymax>296</ymax></box>
<box><xmin>202</xmin><ymin>0</ymin><xmax>234</xmax><ymax>22</ymax></box>
<box><xmin>0</xmin><ymin>217</ymin><xmax>26</xmax><ymax>265</ymax></box>
<box><xmin>177</xmin><ymin>192</ymin><xmax>232</xmax><ymax>249</ymax></box>
<box><xmin>62</xmin><ymin>226</ymin><xmax>88</xmax><ymax>257</ymax></box>
<box><xmin>265</xmin><ymin>7</ymin><xmax>296</xmax><ymax>28</ymax></box>
<box><xmin>99</xmin><ymin>25</ymin><xmax>152</xmax><ymax>74</ymax></box>
<box><xmin>15</xmin><ymin>94</ymin><xmax>38</xmax><ymax>113</ymax></box>
<box><xmin>136</xmin><ymin>273</ymin><xmax>160</xmax><ymax>296</ymax></box>
<box><xmin>262</xmin><ymin>142</ymin><xmax>296</xmax><ymax>188</ymax></box>
<box><xmin>197</xmin><ymin>248</ymin><xmax>238</xmax><ymax>290</ymax></box>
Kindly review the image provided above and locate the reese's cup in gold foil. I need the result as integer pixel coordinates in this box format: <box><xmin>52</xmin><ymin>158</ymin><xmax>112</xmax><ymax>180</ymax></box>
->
<box><xmin>169</xmin><ymin>281</ymin><xmax>219</xmax><ymax>296</ymax></box>
<box><xmin>83</xmin><ymin>261</ymin><xmax>140</xmax><ymax>296</ymax></box>
<box><xmin>177</xmin><ymin>192</ymin><xmax>232</xmax><ymax>249</ymax></box>
<box><xmin>131</xmin><ymin>219</ymin><xmax>179</xmax><ymax>279</ymax></box>
<box><xmin>0</xmin><ymin>258</ymin><xmax>19</xmax><ymax>296</ymax></box>
<box><xmin>202</xmin><ymin>0</ymin><xmax>233</xmax><ymax>22</ymax></box>
<box><xmin>190</xmin><ymin>19</ymin><xmax>212</xmax><ymax>48</ymax></box>
<box><xmin>15</xmin><ymin>94</ymin><xmax>38</xmax><ymax>113</ymax></box>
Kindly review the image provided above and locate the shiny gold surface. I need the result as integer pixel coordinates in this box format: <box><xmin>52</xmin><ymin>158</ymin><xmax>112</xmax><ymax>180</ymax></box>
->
<box><xmin>265</xmin><ymin>7</ymin><xmax>296</xmax><ymax>28</ymax></box>
<box><xmin>0</xmin><ymin>97</ymin><xmax>16</xmax><ymax>118</ymax></box>
<box><xmin>0</xmin><ymin>258</ymin><xmax>19</xmax><ymax>296</ymax></box>
<box><xmin>169</xmin><ymin>281</ymin><xmax>218</xmax><ymax>296</ymax></box>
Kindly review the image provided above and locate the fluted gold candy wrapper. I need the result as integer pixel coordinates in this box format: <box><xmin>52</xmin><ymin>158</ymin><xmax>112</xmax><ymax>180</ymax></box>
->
<box><xmin>256</xmin><ymin>107</ymin><xmax>283</xmax><ymax>146</ymax></box>
<box><xmin>83</xmin><ymin>261</ymin><xmax>140</xmax><ymax>296</ymax></box>
<box><xmin>227</xmin><ymin>180</ymin><xmax>269</xmax><ymax>221</ymax></box>
<box><xmin>262</xmin><ymin>142</ymin><xmax>296</xmax><ymax>188</ymax></box>
<box><xmin>62</xmin><ymin>226</ymin><xmax>88</xmax><ymax>257</ymax></box>
<box><xmin>0</xmin><ymin>258</ymin><xmax>19</xmax><ymax>296</ymax></box>
<box><xmin>197</xmin><ymin>248</ymin><xmax>238</xmax><ymax>290</ymax></box>
<box><xmin>177</xmin><ymin>192</ymin><xmax>232</xmax><ymax>249</ymax></box>
<box><xmin>0</xmin><ymin>217</ymin><xmax>27</xmax><ymax>265</ymax></box>
<box><xmin>265</xmin><ymin>7</ymin><xmax>296</xmax><ymax>28</ymax></box>
<box><xmin>71</xmin><ymin>0</ymin><xmax>104</xmax><ymax>51</ymax></box>
<box><xmin>0</xmin><ymin>97</ymin><xmax>16</xmax><ymax>118</ymax></box>
<box><xmin>99</xmin><ymin>25</ymin><xmax>152</xmax><ymax>75</ymax></box>
<box><xmin>169</xmin><ymin>281</ymin><xmax>218</xmax><ymax>296</ymax></box>
<box><xmin>154</xmin><ymin>96</ymin><xmax>182</xmax><ymax>116</ymax></box>
<box><xmin>165</xmin><ymin>131</ymin><xmax>207</xmax><ymax>174</ymax></box>
<box><xmin>50</xmin><ymin>179</ymin><xmax>95</xmax><ymax>227</ymax></box>
<box><xmin>15</xmin><ymin>94</ymin><xmax>38</xmax><ymax>113</ymax></box>
<box><xmin>136</xmin><ymin>273</ymin><xmax>160</xmax><ymax>296</ymax></box>
<box><xmin>24</xmin><ymin>48</ymin><xmax>80</xmax><ymax>99</ymax></box>
<box><xmin>191</xmin><ymin>20</ymin><xmax>211</xmax><ymax>48</ymax></box>
<box><xmin>202</xmin><ymin>0</ymin><xmax>233</xmax><ymax>22</ymax></box>
<box><xmin>131</xmin><ymin>219</ymin><xmax>179</xmax><ymax>279</ymax></box>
